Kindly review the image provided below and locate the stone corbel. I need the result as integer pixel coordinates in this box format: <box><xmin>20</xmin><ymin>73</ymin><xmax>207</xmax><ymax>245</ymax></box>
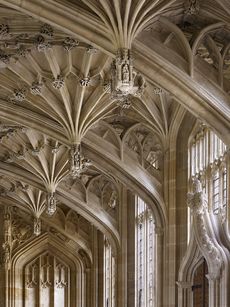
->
<box><xmin>187</xmin><ymin>178</ymin><xmax>222</xmax><ymax>280</ymax></box>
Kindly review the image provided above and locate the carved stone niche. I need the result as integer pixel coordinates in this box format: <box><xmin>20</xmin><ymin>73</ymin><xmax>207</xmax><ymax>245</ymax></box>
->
<box><xmin>110</xmin><ymin>48</ymin><xmax>146</xmax><ymax>106</ymax></box>
<box><xmin>123</xmin><ymin>125</ymin><xmax>163</xmax><ymax>177</ymax></box>
<box><xmin>102</xmin><ymin>182</ymin><xmax>119</xmax><ymax>221</ymax></box>
<box><xmin>124</xmin><ymin>130</ymin><xmax>142</xmax><ymax>163</ymax></box>
<box><xmin>142</xmin><ymin>132</ymin><xmax>163</xmax><ymax>174</ymax></box>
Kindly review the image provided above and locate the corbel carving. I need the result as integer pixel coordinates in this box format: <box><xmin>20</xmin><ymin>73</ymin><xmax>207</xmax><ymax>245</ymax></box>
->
<box><xmin>187</xmin><ymin>178</ymin><xmax>222</xmax><ymax>279</ymax></box>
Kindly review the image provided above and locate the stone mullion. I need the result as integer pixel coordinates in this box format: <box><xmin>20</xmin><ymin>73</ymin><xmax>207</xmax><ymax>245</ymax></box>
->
<box><xmin>85</xmin><ymin>267</ymin><xmax>91</xmax><ymax>307</ymax></box>
<box><xmin>127</xmin><ymin>191</ymin><xmax>135</xmax><ymax>307</ymax></box>
<box><xmin>51</xmin><ymin>257</ymin><xmax>55</xmax><ymax>307</ymax></box>
<box><xmin>117</xmin><ymin>186</ymin><xmax>128</xmax><ymax>307</ymax></box>
<box><xmin>226</xmin><ymin>151</ymin><xmax>230</xmax><ymax>233</ymax></box>
<box><xmin>97</xmin><ymin>231</ymin><xmax>104</xmax><ymax>307</ymax></box>
<box><xmin>0</xmin><ymin>206</ymin><xmax>6</xmax><ymax>307</ymax></box>
<box><xmin>91</xmin><ymin>226</ymin><xmax>98</xmax><ymax>307</ymax></box>
<box><xmin>109</xmin><ymin>245</ymin><xmax>112</xmax><ymax>307</ymax></box>
<box><xmin>66</xmin><ymin>266</ymin><xmax>70</xmax><ymax>307</ymax></box>
<box><xmin>145</xmin><ymin>211</ymin><xmax>153</xmax><ymax>307</ymax></box>
<box><xmin>111</xmin><ymin>256</ymin><xmax>116</xmax><ymax>307</ymax></box>
<box><xmin>155</xmin><ymin>226</ymin><xmax>164</xmax><ymax>307</ymax></box>
<box><xmin>38</xmin><ymin>256</ymin><xmax>41</xmax><ymax>307</ymax></box>
<box><xmin>143</xmin><ymin>212</ymin><xmax>147</xmax><ymax>307</ymax></box>
<box><xmin>164</xmin><ymin>145</ymin><xmax>177</xmax><ymax>307</ymax></box>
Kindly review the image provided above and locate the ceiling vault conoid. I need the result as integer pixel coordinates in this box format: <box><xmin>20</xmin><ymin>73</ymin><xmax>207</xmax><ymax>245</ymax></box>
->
<box><xmin>0</xmin><ymin>0</ymin><xmax>229</xmax><ymax>139</ymax></box>
<box><xmin>0</xmin><ymin>0</ymin><xmax>228</xmax><ymax>252</ymax></box>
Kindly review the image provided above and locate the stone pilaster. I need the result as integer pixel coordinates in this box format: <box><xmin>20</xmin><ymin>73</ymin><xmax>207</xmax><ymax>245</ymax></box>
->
<box><xmin>155</xmin><ymin>226</ymin><xmax>164</xmax><ymax>307</ymax></box>
<box><xmin>176</xmin><ymin>281</ymin><xmax>192</xmax><ymax>307</ymax></box>
<box><xmin>91</xmin><ymin>225</ymin><xmax>98</xmax><ymax>307</ymax></box>
<box><xmin>97</xmin><ymin>231</ymin><xmax>104</xmax><ymax>307</ymax></box>
<box><xmin>206</xmin><ymin>275</ymin><xmax>221</xmax><ymax>307</ymax></box>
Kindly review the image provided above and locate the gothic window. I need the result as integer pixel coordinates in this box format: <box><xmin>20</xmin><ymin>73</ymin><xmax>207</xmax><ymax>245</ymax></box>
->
<box><xmin>24</xmin><ymin>252</ymin><xmax>69</xmax><ymax>307</ymax></box>
<box><xmin>188</xmin><ymin>125</ymin><xmax>229</xmax><ymax>230</ymax></box>
<box><xmin>135</xmin><ymin>197</ymin><xmax>155</xmax><ymax>307</ymax></box>
<box><xmin>104</xmin><ymin>238</ymin><xmax>115</xmax><ymax>307</ymax></box>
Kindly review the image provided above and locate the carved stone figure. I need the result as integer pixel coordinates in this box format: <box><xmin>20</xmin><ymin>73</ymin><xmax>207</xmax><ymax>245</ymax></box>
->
<box><xmin>110</xmin><ymin>48</ymin><xmax>145</xmax><ymax>105</ymax></box>
<box><xmin>70</xmin><ymin>144</ymin><xmax>91</xmax><ymax>178</ymax></box>
<box><xmin>2</xmin><ymin>242</ymin><xmax>11</xmax><ymax>269</ymax></box>
<box><xmin>46</xmin><ymin>192</ymin><xmax>57</xmax><ymax>216</ymax></box>
<box><xmin>122</xmin><ymin>64</ymin><xmax>130</xmax><ymax>83</ymax></box>
<box><xmin>33</xmin><ymin>218</ymin><xmax>41</xmax><ymax>236</ymax></box>
<box><xmin>108</xmin><ymin>190</ymin><xmax>117</xmax><ymax>209</ymax></box>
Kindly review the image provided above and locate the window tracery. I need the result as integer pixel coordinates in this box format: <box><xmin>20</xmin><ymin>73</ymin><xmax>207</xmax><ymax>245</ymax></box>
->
<box><xmin>135</xmin><ymin>197</ymin><xmax>155</xmax><ymax>307</ymax></box>
<box><xmin>24</xmin><ymin>252</ymin><xmax>69</xmax><ymax>307</ymax></box>
<box><xmin>104</xmin><ymin>238</ymin><xmax>116</xmax><ymax>307</ymax></box>
<box><xmin>188</xmin><ymin>125</ymin><xmax>229</xmax><ymax>227</ymax></box>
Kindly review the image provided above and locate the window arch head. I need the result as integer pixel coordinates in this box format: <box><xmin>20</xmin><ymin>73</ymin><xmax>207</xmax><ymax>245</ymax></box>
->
<box><xmin>188</xmin><ymin>124</ymin><xmax>228</xmax><ymax>219</ymax></box>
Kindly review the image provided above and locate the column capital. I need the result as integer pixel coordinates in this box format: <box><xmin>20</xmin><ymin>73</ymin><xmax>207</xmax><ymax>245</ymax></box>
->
<box><xmin>176</xmin><ymin>281</ymin><xmax>192</xmax><ymax>289</ymax></box>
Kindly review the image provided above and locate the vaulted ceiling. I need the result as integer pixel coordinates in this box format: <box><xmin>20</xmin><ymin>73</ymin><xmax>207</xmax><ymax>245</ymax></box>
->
<box><xmin>0</xmin><ymin>0</ymin><xmax>229</xmax><ymax>255</ymax></box>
